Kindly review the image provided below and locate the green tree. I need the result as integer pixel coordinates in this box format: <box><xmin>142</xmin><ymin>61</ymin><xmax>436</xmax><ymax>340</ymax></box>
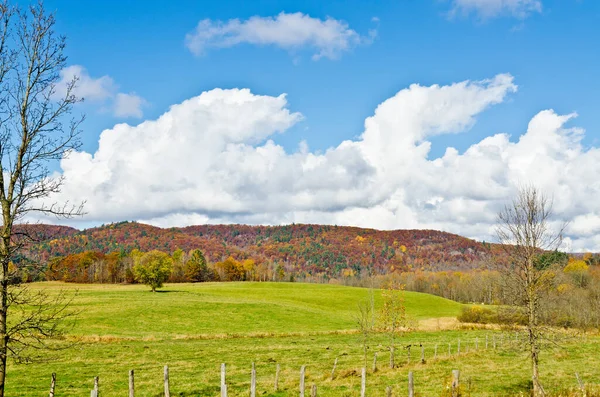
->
<box><xmin>133</xmin><ymin>251</ymin><xmax>172</xmax><ymax>292</ymax></box>
<box><xmin>185</xmin><ymin>249</ymin><xmax>208</xmax><ymax>282</ymax></box>
<box><xmin>535</xmin><ymin>250</ymin><xmax>568</xmax><ymax>270</ymax></box>
<box><xmin>170</xmin><ymin>248</ymin><xmax>186</xmax><ymax>282</ymax></box>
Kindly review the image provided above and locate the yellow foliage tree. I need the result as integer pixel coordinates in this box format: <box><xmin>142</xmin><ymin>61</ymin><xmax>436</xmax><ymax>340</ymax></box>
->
<box><xmin>564</xmin><ymin>259</ymin><xmax>589</xmax><ymax>288</ymax></box>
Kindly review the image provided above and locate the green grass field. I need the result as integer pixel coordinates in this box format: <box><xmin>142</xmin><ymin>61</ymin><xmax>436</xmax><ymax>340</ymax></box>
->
<box><xmin>7</xmin><ymin>282</ymin><xmax>600</xmax><ymax>396</ymax></box>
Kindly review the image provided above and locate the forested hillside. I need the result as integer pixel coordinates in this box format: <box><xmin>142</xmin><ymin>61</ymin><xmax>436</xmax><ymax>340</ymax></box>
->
<box><xmin>23</xmin><ymin>221</ymin><xmax>497</xmax><ymax>279</ymax></box>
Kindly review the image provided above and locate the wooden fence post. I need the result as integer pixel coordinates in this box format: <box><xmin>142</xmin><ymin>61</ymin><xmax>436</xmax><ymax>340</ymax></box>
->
<box><xmin>575</xmin><ymin>372</ymin><xmax>584</xmax><ymax>391</ymax></box>
<box><xmin>49</xmin><ymin>373</ymin><xmax>56</xmax><ymax>397</ymax></box>
<box><xmin>420</xmin><ymin>344</ymin><xmax>425</xmax><ymax>364</ymax></box>
<box><xmin>385</xmin><ymin>386</ymin><xmax>392</xmax><ymax>397</ymax></box>
<box><xmin>475</xmin><ymin>338</ymin><xmax>479</xmax><ymax>350</ymax></box>
<box><xmin>457</xmin><ymin>339</ymin><xmax>461</xmax><ymax>355</ymax></box>
<box><xmin>275</xmin><ymin>364</ymin><xmax>280</xmax><ymax>391</ymax></box>
<box><xmin>94</xmin><ymin>376</ymin><xmax>99</xmax><ymax>395</ymax></box>
<box><xmin>311</xmin><ymin>384</ymin><xmax>317</xmax><ymax>397</ymax></box>
<box><xmin>221</xmin><ymin>363</ymin><xmax>227</xmax><ymax>397</ymax></box>
<box><xmin>485</xmin><ymin>334</ymin><xmax>488</xmax><ymax>349</ymax></box>
<box><xmin>300</xmin><ymin>365</ymin><xmax>306</xmax><ymax>397</ymax></box>
<box><xmin>89</xmin><ymin>376</ymin><xmax>99</xmax><ymax>397</ymax></box>
<box><xmin>331</xmin><ymin>357</ymin><xmax>338</xmax><ymax>380</ymax></box>
<box><xmin>408</xmin><ymin>371</ymin><xmax>414</xmax><ymax>397</ymax></box>
<box><xmin>451</xmin><ymin>370</ymin><xmax>460</xmax><ymax>397</ymax></box>
<box><xmin>129</xmin><ymin>370</ymin><xmax>134</xmax><ymax>397</ymax></box>
<box><xmin>407</xmin><ymin>346</ymin><xmax>411</xmax><ymax>364</ymax></box>
<box><xmin>361</xmin><ymin>367</ymin><xmax>366</xmax><ymax>397</ymax></box>
<box><xmin>448</xmin><ymin>343</ymin><xmax>451</xmax><ymax>356</ymax></box>
<box><xmin>373</xmin><ymin>352</ymin><xmax>378</xmax><ymax>372</ymax></box>
<box><xmin>390</xmin><ymin>346</ymin><xmax>395</xmax><ymax>369</ymax></box>
<box><xmin>164</xmin><ymin>365</ymin><xmax>170</xmax><ymax>397</ymax></box>
<box><xmin>493</xmin><ymin>335</ymin><xmax>496</xmax><ymax>350</ymax></box>
<box><xmin>251</xmin><ymin>362</ymin><xmax>256</xmax><ymax>397</ymax></box>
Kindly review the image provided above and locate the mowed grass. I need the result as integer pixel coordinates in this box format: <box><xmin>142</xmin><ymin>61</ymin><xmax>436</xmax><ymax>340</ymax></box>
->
<box><xmin>6</xmin><ymin>282</ymin><xmax>600</xmax><ymax>396</ymax></box>
<box><xmin>41</xmin><ymin>282</ymin><xmax>464</xmax><ymax>338</ymax></box>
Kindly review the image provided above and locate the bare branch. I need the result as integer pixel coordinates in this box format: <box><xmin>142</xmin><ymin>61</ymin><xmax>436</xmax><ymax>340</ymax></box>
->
<box><xmin>0</xmin><ymin>2</ymin><xmax>84</xmax><ymax>393</ymax></box>
<box><xmin>495</xmin><ymin>185</ymin><xmax>566</xmax><ymax>397</ymax></box>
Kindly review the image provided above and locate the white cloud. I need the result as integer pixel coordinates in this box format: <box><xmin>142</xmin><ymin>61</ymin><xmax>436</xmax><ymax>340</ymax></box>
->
<box><xmin>185</xmin><ymin>12</ymin><xmax>374</xmax><ymax>60</ymax></box>
<box><xmin>114</xmin><ymin>93</ymin><xmax>146</xmax><ymax>118</ymax></box>
<box><xmin>43</xmin><ymin>74</ymin><xmax>600</xmax><ymax>251</ymax></box>
<box><xmin>54</xmin><ymin>65</ymin><xmax>115</xmax><ymax>101</ymax></box>
<box><xmin>55</xmin><ymin>65</ymin><xmax>147</xmax><ymax>118</ymax></box>
<box><xmin>449</xmin><ymin>0</ymin><xmax>542</xmax><ymax>19</ymax></box>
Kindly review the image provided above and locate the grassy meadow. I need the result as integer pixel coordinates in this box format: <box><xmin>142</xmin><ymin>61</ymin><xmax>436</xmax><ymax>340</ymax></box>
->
<box><xmin>7</xmin><ymin>282</ymin><xmax>600</xmax><ymax>396</ymax></box>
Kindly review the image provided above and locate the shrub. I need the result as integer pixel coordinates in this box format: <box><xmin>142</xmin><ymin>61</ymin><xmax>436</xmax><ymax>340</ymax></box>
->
<box><xmin>457</xmin><ymin>306</ymin><xmax>497</xmax><ymax>324</ymax></box>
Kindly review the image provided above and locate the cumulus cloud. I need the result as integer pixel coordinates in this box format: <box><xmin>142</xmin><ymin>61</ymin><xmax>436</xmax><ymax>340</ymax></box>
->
<box><xmin>449</xmin><ymin>0</ymin><xmax>542</xmax><ymax>19</ymax></box>
<box><xmin>185</xmin><ymin>12</ymin><xmax>375</xmax><ymax>60</ymax></box>
<box><xmin>43</xmin><ymin>74</ymin><xmax>600</xmax><ymax>251</ymax></box>
<box><xmin>54</xmin><ymin>65</ymin><xmax>147</xmax><ymax>118</ymax></box>
<box><xmin>114</xmin><ymin>93</ymin><xmax>146</xmax><ymax>118</ymax></box>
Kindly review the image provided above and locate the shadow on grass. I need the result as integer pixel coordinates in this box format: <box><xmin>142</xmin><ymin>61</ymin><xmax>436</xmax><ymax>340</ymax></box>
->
<box><xmin>496</xmin><ymin>379</ymin><xmax>532</xmax><ymax>396</ymax></box>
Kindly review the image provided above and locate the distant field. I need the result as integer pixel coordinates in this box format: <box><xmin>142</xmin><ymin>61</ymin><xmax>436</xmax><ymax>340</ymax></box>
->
<box><xmin>39</xmin><ymin>282</ymin><xmax>463</xmax><ymax>338</ymax></box>
<box><xmin>7</xmin><ymin>282</ymin><xmax>600</xmax><ymax>396</ymax></box>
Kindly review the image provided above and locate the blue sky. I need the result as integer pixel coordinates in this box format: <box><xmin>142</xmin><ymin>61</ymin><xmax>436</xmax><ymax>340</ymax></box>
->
<box><xmin>50</xmin><ymin>0</ymin><xmax>599</xmax><ymax>155</ymax></box>
<box><xmin>36</xmin><ymin>0</ymin><xmax>600</xmax><ymax>251</ymax></box>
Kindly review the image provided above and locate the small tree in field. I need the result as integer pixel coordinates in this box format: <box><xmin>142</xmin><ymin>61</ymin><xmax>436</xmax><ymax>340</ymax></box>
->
<box><xmin>133</xmin><ymin>251</ymin><xmax>173</xmax><ymax>292</ymax></box>
<box><xmin>496</xmin><ymin>186</ymin><xmax>565</xmax><ymax>396</ymax></box>
<box><xmin>355</xmin><ymin>283</ymin><xmax>376</xmax><ymax>368</ymax></box>
<box><xmin>379</xmin><ymin>280</ymin><xmax>406</xmax><ymax>369</ymax></box>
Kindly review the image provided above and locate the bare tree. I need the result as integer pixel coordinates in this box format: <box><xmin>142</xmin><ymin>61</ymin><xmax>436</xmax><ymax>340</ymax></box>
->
<box><xmin>496</xmin><ymin>186</ymin><xmax>565</xmax><ymax>396</ymax></box>
<box><xmin>356</xmin><ymin>297</ymin><xmax>373</xmax><ymax>369</ymax></box>
<box><xmin>356</xmin><ymin>283</ymin><xmax>376</xmax><ymax>369</ymax></box>
<box><xmin>378</xmin><ymin>279</ymin><xmax>406</xmax><ymax>369</ymax></box>
<box><xmin>0</xmin><ymin>2</ymin><xmax>83</xmax><ymax>394</ymax></box>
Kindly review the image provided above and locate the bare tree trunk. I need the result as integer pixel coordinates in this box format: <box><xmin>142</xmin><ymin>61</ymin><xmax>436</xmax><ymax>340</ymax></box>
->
<box><xmin>0</xmin><ymin>257</ymin><xmax>7</xmax><ymax>397</ymax></box>
<box><xmin>0</xmin><ymin>3</ymin><xmax>84</xmax><ymax>395</ymax></box>
<box><xmin>531</xmin><ymin>337</ymin><xmax>540</xmax><ymax>396</ymax></box>
<box><xmin>496</xmin><ymin>186</ymin><xmax>564</xmax><ymax>397</ymax></box>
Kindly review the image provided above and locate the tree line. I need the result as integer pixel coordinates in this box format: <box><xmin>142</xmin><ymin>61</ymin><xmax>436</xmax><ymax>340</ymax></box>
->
<box><xmin>19</xmin><ymin>242</ymin><xmax>599</xmax><ymax>330</ymax></box>
<box><xmin>35</xmin><ymin>248</ymin><xmax>290</xmax><ymax>285</ymax></box>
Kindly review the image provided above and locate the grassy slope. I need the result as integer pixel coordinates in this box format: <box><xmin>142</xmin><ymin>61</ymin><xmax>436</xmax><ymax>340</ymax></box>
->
<box><xmin>7</xmin><ymin>282</ymin><xmax>600</xmax><ymax>396</ymax></box>
<box><xmin>57</xmin><ymin>282</ymin><xmax>462</xmax><ymax>338</ymax></box>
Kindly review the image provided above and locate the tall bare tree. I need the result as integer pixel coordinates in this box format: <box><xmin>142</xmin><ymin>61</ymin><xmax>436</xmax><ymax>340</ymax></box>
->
<box><xmin>356</xmin><ymin>295</ymin><xmax>374</xmax><ymax>369</ymax></box>
<box><xmin>0</xmin><ymin>2</ymin><xmax>83</xmax><ymax>394</ymax></box>
<box><xmin>496</xmin><ymin>186</ymin><xmax>564</xmax><ymax>396</ymax></box>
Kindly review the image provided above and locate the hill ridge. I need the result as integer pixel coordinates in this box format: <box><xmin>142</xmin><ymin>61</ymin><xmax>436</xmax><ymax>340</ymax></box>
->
<box><xmin>23</xmin><ymin>221</ymin><xmax>497</xmax><ymax>275</ymax></box>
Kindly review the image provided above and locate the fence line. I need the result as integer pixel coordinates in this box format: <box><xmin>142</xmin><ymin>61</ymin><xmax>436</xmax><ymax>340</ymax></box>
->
<box><xmin>76</xmin><ymin>364</ymin><xmax>464</xmax><ymax>397</ymax></box>
<box><xmin>52</xmin><ymin>335</ymin><xmax>592</xmax><ymax>396</ymax></box>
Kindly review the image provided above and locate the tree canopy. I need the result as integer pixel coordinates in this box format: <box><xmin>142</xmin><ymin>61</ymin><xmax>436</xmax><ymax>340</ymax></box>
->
<box><xmin>133</xmin><ymin>250</ymin><xmax>172</xmax><ymax>292</ymax></box>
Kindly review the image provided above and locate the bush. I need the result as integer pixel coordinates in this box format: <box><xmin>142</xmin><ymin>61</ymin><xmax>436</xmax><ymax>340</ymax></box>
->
<box><xmin>457</xmin><ymin>306</ymin><xmax>497</xmax><ymax>324</ymax></box>
<box><xmin>497</xmin><ymin>307</ymin><xmax>528</xmax><ymax>326</ymax></box>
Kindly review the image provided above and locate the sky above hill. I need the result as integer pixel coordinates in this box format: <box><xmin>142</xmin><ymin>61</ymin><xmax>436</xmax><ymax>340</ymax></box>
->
<box><xmin>37</xmin><ymin>0</ymin><xmax>600</xmax><ymax>251</ymax></box>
